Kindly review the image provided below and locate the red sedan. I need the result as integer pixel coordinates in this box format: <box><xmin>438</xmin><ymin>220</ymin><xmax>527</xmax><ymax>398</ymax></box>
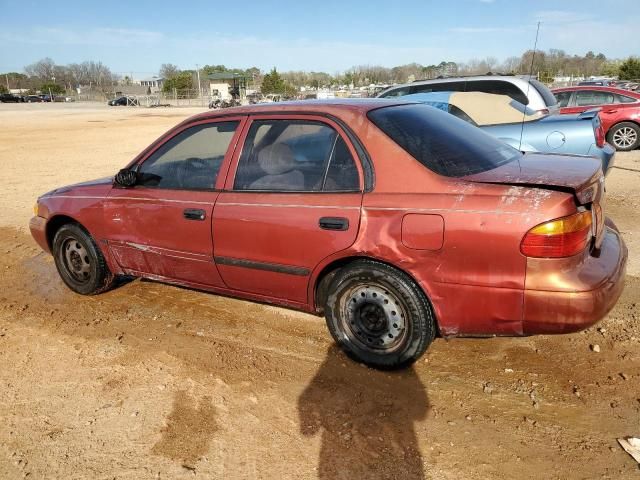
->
<box><xmin>553</xmin><ymin>86</ymin><xmax>640</xmax><ymax>151</ymax></box>
<box><xmin>29</xmin><ymin>101</ymin><xmax>627</xmax><ymax>368</ymax></box>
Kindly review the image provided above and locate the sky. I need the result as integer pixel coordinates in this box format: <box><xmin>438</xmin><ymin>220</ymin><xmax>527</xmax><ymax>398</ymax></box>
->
<box><xmin>0</xmin><ymin>0</ymin><xmax>638</xmax><ymax>78</ymax></box>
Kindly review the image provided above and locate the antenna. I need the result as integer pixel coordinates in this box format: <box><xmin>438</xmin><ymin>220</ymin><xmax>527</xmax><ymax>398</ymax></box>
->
<box><xmin>518</xmin><ymin>21</ymin><xmax>541</xmax><ymax>152</ymax></box>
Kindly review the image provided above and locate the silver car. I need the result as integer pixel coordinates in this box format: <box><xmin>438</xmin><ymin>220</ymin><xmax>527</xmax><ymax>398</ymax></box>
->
<box><xmin>378</xmin><ymin>75</ymin><xmax>559</xmax><ymax>114</ymax></box>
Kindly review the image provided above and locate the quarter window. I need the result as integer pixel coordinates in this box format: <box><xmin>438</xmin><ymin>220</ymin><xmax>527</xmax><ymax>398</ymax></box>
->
<box><xmin>234</xmin><ymin>120</ymin><xmax>360</xmax><ymax>192</ymax></box>
<box><xmin>617</xmin><ymin>94</ymin><xmax>638</xmax><ymax>104</ymax></box>
<box><xmin>138</xmin><ymin>122</ymin><xmax>239</xmax><ymax>189</ymax></box>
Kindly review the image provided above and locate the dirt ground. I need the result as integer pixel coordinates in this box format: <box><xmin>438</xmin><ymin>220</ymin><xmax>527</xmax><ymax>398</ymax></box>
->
<box><xmin>0</xmin><ymin>103</ymin><xmax>639</xmax><ymax>479</ymax></box>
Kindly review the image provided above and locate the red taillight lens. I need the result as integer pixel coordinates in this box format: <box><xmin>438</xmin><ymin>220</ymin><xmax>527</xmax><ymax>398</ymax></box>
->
<box><xmin>521</xmin><ymin>211</ymin><xmax>593</xmax><ymax>258</ymax></box>
<box><xmin>595</xmin><ymin>124</ymin><xmax>605</xmax><ymax>147</ymax></box>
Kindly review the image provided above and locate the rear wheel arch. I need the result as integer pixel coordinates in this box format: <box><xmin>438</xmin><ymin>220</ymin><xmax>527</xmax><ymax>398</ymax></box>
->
<box><xmin>312</xmin><ymin>256</ymin><xmax>440</xmax><ymax>333</ymax></box>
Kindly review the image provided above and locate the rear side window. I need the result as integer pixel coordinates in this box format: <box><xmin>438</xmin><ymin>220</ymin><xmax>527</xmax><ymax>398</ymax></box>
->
<box><xmin>575</xmin><ymin>90</ymin><xmax>615</xmax><ymax>106</ymax></box>
<box><xmin>528</xmin><ymin>79</ymin><xmax>558</xmax><ymax>107</ymax></box>
<box><xmin>368</xmin><ymin>104</ymin><xmax>521</xmax><ymax>177</ymax></box>
<box><xmin>465</xmin><ymin>80</ymin><xmax>529</xmax><ymax>105</ymax></box>
<box><xmin>234</xmin><ymin>120</ymin><xmax>359</xmax><ymax>192</ymax></box>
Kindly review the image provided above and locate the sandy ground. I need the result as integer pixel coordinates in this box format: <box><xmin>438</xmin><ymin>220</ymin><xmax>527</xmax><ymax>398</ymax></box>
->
<box><xmin>0</xmin><ymin>102</ymin><xmax>639</xmax><ymax>479</ymax></box>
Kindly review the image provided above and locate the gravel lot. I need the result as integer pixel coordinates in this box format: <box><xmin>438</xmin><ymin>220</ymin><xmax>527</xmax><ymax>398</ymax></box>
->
<box><xmin>0</xmin><ymin>103</ymin><xmax>638</xmax><ymax>479</ymax></box>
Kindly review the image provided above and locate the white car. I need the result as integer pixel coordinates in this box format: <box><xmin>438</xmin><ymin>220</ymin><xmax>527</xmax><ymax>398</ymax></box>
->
<box><xmin>378</xmin><ymin>75</ymin><xmax>559</xmax><ymax>114</ymax></box>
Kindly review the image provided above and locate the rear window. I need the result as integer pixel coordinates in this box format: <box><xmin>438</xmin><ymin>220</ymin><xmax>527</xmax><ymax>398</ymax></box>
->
<box><xmin>528</xmin><ymin>79</ymin><xmax>558</xmax><ymax>107</ymax></box>
<box><xmin>368</xmin><ymin>104</ymin><xmax>521</xmax><ymax>177</ymax></box>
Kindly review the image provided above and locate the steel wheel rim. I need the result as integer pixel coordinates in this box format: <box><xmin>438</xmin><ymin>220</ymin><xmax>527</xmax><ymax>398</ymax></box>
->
<box><xmin>613</xmin><ymin>127</ymin><xmax>637</xmax><ymax>148</ymax></box>
<box><xmin>341</xmin><ymin>285</ymin><xmax>408</xmax><ymax>352</ymax></box>
<box><xmin>61</xmin><ymin>237</ymin><xmax>91</xmax><ymax>283</ymax></box>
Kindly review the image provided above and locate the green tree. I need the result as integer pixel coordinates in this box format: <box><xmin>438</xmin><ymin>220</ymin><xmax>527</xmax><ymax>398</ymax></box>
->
<box><xmin>163</xmin><ymin>71</ymin><xmax>193</xmax><ymax>92</ymax></box>
<box><xmin>261</xmin><ymin>68</ymin><xmax>286</xmax><ymax>94</ymax></box>
<box><xmin>618</xmin><ymin>57</ymin><xmax>640</xmax><ymax>80</ymax></box>
<box><xmin>0</xmin><ymin>84</ymin><xmax>7</xmax><ymax>94</ymax></box>
<box><xmin>40</xmin><ymin>82</ymin><xmax>64</xmax><ymax>94</ymax></box>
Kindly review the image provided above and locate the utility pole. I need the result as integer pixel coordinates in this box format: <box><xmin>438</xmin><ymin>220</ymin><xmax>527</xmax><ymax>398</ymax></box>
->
<box><xmin>196</xmin><ymin>63</ymin><xmax>202</xmax><ymax>106</ymax></box>
<box><xmin>5</xmin><ymin>74</ymin><xmax>9</xmax><ymax>91</ymax></box>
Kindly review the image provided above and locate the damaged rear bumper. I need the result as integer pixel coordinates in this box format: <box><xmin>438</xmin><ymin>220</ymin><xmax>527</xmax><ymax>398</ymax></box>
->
<box><xmin>522</xmin><ymin>222</ymin><xmax>627</xmax><ymax>334</ymax></box>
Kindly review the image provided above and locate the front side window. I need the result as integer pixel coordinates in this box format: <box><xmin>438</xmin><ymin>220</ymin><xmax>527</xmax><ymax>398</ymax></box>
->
<box><xmin>368</xmin><ymin>103</ymin><xmax>521</xmax><ymax>177</ymax></box>
<box><xmin>575</xmin><ymin>90</ymin><xmax>615</xmax><ymax>106</ymax></box>
<box><xmin>137</xmin><ymin>122</ymin><xmax>239</xmax><ymax>189</ymax></box>
<box><xmin>234</xmin><ymin>120</ymin><xmax>360</xmax><ymax>192</ymax></box>
<box><xmin>554</xmin><ymin>91</ymin><xmax>572</xmax><ymax>108</ymax></box>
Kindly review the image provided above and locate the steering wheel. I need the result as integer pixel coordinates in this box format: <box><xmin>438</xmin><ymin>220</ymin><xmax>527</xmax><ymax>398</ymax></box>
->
<box><xmin>176</xmin><ymin>157</ymin><xmax>212</xmax><ymax>188</ymax></box>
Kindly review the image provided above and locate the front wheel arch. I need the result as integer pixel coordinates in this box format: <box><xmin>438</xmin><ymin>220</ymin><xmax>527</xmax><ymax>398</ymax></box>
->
<box><xmin>46</xmin><ymin>214</ymin><xmax>81</xmax><ymax>250</ymax></box>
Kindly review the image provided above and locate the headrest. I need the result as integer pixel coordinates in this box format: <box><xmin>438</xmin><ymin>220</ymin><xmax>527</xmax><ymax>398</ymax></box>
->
<box><xmin>257</xmin><ymin>143</ymin><xmax>296</xmax><ymax>175</ymax></box>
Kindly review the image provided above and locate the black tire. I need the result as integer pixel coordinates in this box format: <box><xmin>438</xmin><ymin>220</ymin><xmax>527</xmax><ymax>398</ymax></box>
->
<box><xmin>52</xmin><ymin>223</ymin><xmax>115</xmax><ymax>295</ymax></box>
<box><xmin>324</xmin><ymin>260</ymin><xmax>436</xmax><ymax>369</ymax></box>
<box><xmin>607</xmin><ymin>122</ymin><xmax>640</xmax><ymax>151</ymax></box>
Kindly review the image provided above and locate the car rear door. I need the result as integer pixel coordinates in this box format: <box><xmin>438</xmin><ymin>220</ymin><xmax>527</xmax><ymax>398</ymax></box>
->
<box><xmin>104</xmin><ymin>117</ymin><xmax>246</xmax><ymax>287</ymax></box>
<box><xmin>212</xmin><ymin>115</ymin><xmax>364</xmax><ymax>305</ymax></box>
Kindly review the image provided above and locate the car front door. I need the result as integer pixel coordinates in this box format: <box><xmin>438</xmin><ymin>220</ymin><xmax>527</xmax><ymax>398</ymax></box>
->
<box><xmin>212</xmin><ymin>115</ymin><xmax>364</xmax><ymax>305</ymax></box>
<box><xmin>104</xmin><ymin>117</ymin><xmax>246</xmax><ymax>287</ymax></box>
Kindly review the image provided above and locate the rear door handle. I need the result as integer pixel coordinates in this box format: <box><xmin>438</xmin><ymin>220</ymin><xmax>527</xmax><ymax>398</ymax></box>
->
<box><xmin>183</xmin><ymin>208</ymin><xmax>206</xmax><ymax>221</ymax></box>
<box><xmin>319</xmin><ymin>217</ymin><xmax>349</xmax><ymax>231</ymax></box>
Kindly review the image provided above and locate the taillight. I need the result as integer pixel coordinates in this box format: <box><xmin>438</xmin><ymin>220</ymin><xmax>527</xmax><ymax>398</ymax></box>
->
<box><xmin>595</xmin><ymin>124</ymin><xmax>605</xmax><ymax>147</ymax></box>
<box><xmin>521</xmin><ymin>211</ymin><xmax>593</xmax><ymax>258</ymax></box>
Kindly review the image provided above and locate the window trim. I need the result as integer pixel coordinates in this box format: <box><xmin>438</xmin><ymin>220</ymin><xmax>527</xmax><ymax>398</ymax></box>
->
<box><xmin>225</xmin><ymin>114</ymin><xmax>365</xmax><ymax>194</ymax></box>
<box><xmin>123</xmin><ymin>116</ymin><xmax>247</xmax><ymax>192</ymax></box>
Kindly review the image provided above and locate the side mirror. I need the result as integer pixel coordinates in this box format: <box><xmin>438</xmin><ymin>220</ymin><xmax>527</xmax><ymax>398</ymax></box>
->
<box><xmin>114</xmin><ymin>168</ymin><xmax>138</xmax><ymax>187</ymax></box>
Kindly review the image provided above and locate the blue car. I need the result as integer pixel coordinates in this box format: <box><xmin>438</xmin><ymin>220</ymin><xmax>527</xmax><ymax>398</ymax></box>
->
<box><xmin>400</xmin><ymin>92</ymin><xmax>615</xmax><ymax>174</ymax></box>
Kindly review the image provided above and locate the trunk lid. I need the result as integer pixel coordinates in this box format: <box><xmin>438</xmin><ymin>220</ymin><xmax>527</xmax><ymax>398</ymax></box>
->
<box><xmin>463</xmin><ymin>152</ymin><xmax>606</xmax><ymax>248</ymax></box>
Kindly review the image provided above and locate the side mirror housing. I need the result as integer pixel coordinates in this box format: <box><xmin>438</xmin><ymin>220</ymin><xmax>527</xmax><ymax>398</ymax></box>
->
<box><xmin>114</xmin><ymin>168</ymin><xmax>137</xmax><ymax>187</ymax></box>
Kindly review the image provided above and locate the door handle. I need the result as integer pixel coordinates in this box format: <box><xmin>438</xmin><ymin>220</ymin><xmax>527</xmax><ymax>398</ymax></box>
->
<box><xmin>319</xmin><ymin>217</ymin><xmax>349</xmax><ymax>231</ymax></box>
<box><xmin>183</xmin><ymin>208</ymin><xmax>206</xmax><ymax>221</ymax></box>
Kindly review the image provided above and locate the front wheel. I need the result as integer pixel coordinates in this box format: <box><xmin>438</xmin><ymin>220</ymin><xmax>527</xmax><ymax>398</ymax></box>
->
<box><xmin>607</xmin><ymin>122</ymin><xmax>640</xmax><ymax>151</ymax></box>
<box><xmin>52</xmin><ymin>223</ymin><xmax>115</xmax><ymax>295</ymax></box>
<box><xmin>324</xmin><ymin>260</ymin><xmax>436</xmax><ymax>369</ymax></box>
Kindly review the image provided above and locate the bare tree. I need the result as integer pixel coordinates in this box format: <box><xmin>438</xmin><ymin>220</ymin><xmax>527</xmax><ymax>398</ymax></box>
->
<box><xmin>24</xmin><ymin>57</ymin><xmax>56</xmax><ymax>80</ymax></box>
<box><xmin>159</xmin><ymin>63</ymin><xmax>180</xmax><ymax>79</ymax></box>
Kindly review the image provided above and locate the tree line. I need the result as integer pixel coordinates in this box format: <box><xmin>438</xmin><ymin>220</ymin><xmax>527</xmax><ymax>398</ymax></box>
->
<box><xmin>2</xmin><ymin>51</ymin><xmax>639</xmax><ymax>96</ymax></box>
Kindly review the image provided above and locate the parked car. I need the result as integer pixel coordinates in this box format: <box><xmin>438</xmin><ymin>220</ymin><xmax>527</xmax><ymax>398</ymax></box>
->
<box><xmin>0</xmin><ymin>93</ymin><xmax>22</xmax><ymax>103</ymax></box>
<box><xmin>399</xmin><ymin>91</ymin><xmax>615</xmax><ymax>173</ymax></box>
<box><xmin>553</xmin><ymin>86</ymin><xmax>640</xmax><ymax>151</ymax></box>
<box><xmin>29</xmin><ymin>100</ymin><xmax>627</xmax><ymax>368</ymax></box>
<box><xmin>578</xmin><ymin>80</ymin><xmax>613</xmax><ymax>87</ymax></box>
<box><xmin>378</xmin><ymin>75</ymin><xmax>558</xmax><ymax>114</ymax></box>
<box><xmin>108</xmin><ymin>96</ymin><xmax>138</xmax><ymax>106</ymax></box>
<box><xmin>23</xmin><ymin>95</ymin><xmax>45</xmax><ymax>103</ymax></box>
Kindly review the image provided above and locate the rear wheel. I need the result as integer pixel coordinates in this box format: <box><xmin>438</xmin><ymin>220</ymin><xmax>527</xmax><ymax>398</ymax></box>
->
<box><xmin>607</xmin><ymin>122</ymin><xmax>640</xmax><ymax>151</ymax></box>
<box><xmin>52</xmin><ymin>223</ymin><xmax>115</xmax><ymax>295</ymax></box>
<box><xmin>324</xmin><ymin>260</ymin><xmax>436</xmax><ymax>369</ymax></box>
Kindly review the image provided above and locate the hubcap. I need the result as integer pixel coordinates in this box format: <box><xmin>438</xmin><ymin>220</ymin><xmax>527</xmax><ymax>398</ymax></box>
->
<box><xmin>344</xmin><ymin>285</ymin><xmax>406</xmax><ymax>351</ymax></box>
<box><xmin>613</xmin><ymin>127</ymin><xmax>637</xmax><ymax>148</ymax></box>
<box><xmin>62</xmin><ymin>238</ymin><xmax>91</xmax><ymax>282</ymax></box>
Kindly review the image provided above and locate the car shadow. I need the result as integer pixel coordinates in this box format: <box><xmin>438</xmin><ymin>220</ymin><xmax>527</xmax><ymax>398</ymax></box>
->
<box><xmin>298</xmin><ymin>345</ymin><xmax>430</xmax><ymax>480</ymax></box>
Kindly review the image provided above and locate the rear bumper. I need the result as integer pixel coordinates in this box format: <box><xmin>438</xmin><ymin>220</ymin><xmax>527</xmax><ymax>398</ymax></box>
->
<box><xmin>588</xmin><ymin>142</ymin><xmax>616</xmax><ymax>175</ymax></box>
<box><xmin>522</xmin><ymin>223</ymin><xmax>627</xmax><ymax>334</ymax></box>
<box><xmin>29</xmin><ymin>216</ymin><xmax>50</xmax><ymax>253</ymax></box>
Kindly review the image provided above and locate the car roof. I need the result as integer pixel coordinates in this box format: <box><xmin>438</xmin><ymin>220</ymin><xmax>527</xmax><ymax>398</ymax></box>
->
<box><xmin>552</xmin><ymin>85</ymin><xmax>640</xmax><ymax>98</ymax></box>
<box><xmin>187</xmin><ymin>99</ymin><xmax>407</xmax><ymax>122</ymax></box>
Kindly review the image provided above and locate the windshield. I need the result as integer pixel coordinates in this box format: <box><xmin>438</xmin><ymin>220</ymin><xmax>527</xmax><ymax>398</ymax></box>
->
<box><xmin>368</xmin><ymin>103</ymin><xmax>522</xmax><ymax>177</ymax></box>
